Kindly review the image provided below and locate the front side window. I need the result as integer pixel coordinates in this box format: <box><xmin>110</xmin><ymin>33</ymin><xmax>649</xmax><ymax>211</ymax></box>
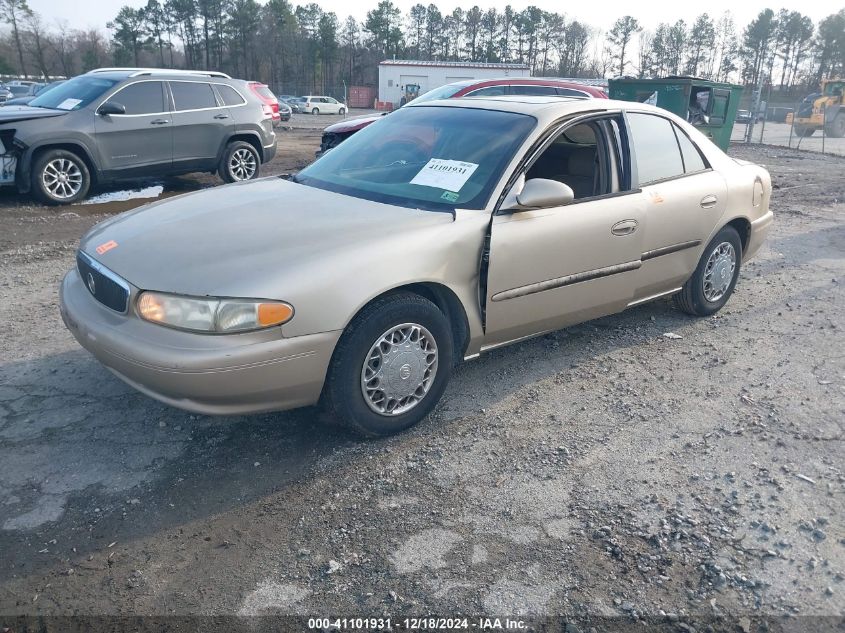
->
<box><xmin>30</xmin><ymin>76</ymin><xmax>119</xmax><ymax>111</ymax></box>
<box><xmin>296</xmin><ymin>105</ymin><xmax>535</xmax><ymax>212</ymax></box>
<box><xmin>109</xmin><ymin>81</ymin><xmax>165</xmax><ymax>115</ymax></box>
<box><xmin>627</xmin><ymin>112</ymin><xmax>684</xmax><ymax>185</ymax></box>
<box><xmin>170</xmin><ymin>81</ymin><xmax>217</xmax><ymax>111</ymax></box>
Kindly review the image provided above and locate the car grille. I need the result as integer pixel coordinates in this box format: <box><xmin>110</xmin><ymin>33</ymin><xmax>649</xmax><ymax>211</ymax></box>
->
<box><xmin>76</xmin><ymin>252</ymin><xmax>129</xmax><ymax>313</ymax></box>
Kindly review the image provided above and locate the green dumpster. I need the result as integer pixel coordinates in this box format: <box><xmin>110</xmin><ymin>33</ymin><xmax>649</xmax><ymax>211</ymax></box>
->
<box><xmin>608</xmin><ymin>77</ymin><xmax>743</xmax><ymax>151</ymax></box>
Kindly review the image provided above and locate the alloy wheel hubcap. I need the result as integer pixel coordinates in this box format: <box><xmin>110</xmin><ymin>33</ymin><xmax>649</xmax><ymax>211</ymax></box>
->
<box><xmin>361</xmin><ymin>323</ymin><xmax>438</xmax><ymax>416</ymax></box>
<box><xmin>229</xmin><ymin>149</ymin><xmax>257</xmax><ymax>180</ymax></box>
<box><xmin>43</xmin><ymin>159</ymin><xmax>82</xmax><ymax>199</ymax></box>
<box><xmin>703</xmin><ymin>241</ymin><xmax>736</xmax><ymax>302</ymax></box>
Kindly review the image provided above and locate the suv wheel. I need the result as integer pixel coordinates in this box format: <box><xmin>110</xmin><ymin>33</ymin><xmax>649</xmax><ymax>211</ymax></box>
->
<box><xmin>321</xmin><ymin>292</ymin><xmax>453</xmax><ymax>438</ymax></box>
<box><xmin>219</xmin><ymin>141</ymin><xmax>260</xmax><ymax>183</ymax></box>
<box><xmin>311</xmin><ymin>107</ymin><xmax>320</xmax><ymax>115</ymax></box>
<box><xmin>32</xmin><ymin>149</ymin><xmax>91</xmax><ymax>205</ymax></box>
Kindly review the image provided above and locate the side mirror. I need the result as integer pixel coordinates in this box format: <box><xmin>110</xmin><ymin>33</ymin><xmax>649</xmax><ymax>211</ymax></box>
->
<box><xmin>97</xmin><ymin>101</ymin><xmax>126</xmax><ymax>116</ymax></box>
<box><xmin>514</xmin><ymin>178</ymin><xmax>575</xmax><ymax>209</ymax></box>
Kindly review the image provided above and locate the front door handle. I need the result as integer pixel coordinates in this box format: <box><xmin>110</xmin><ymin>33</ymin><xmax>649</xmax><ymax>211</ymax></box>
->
<box><xmin>150</xmin><ymin>118</ymin><xmax>169</xmax><ymax>125</ymax></box>
<box><xmin>700</xmin><ymin>194</ymin><xmax>718</xmax><ymax>209</ymax></box>
<box><xmin>213</xmin><ymin>113</ymin><xmax>230</xmax><ymax>119</ymax></box>
<box><xmin>611</xmin><ymin>219</ymin><xmax>639</xmax><ymax>236</ymax></box>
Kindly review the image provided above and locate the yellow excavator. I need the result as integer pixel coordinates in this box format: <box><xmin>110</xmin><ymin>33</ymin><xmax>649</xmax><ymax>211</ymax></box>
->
<box><xmin>787</xmin><ymin>79</ymin><xmax>845</xmax><ymax>137</ymax></box>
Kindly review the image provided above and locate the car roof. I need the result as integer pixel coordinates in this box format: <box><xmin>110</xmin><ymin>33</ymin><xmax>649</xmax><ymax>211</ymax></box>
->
<box><xmin>409</xmin><ymin>95</ymin><xmax>669</xmax><ymax>122</ymax></box>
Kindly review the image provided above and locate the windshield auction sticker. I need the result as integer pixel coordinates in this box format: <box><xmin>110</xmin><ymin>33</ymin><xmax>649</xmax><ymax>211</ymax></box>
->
<box><xmin>410</xmin><ymin>158</ymin><xmax>479</xmax><ymax>192</ymax></box>
<box><xmin>56</xmin><ymin>98</ymin><xmax>82</xmax><ymax>110</ymax></box>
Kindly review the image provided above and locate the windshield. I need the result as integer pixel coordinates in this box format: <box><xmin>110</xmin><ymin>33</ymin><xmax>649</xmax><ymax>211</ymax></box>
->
<box><xmin>297</xmin><ymin>105</ymin><xmax>535</xmax><ymax>212</ymax></box>
<box><xmin>824</xmin><ymin>83</ymin><xmax>843</xmax><ymax>96</ymax></box>
<box><xmin>30</xmin><ymin>76</ymin><xmax>119</xmax><ymax>111</ymax></box>
<box><xmin>412</xmin><ymin>83</ymin><xmax>472</xmax><ymax>104</ymax></box>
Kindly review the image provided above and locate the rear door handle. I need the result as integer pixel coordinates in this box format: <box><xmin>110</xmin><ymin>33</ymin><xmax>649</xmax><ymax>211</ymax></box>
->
<box><xmin>213</xmin><ymin>113</ymin><xmax>230</xmax><ymax>119</ymax></box>
<box><xmin>611</xmin><ymin>219</ymin><xmax>639</xmax><ymax>236</ymax></box>
<box><xmin>700</xmin><ymin>194</ymin><xmax>718</xmax><ymax>209</ymax></box>
<box><xmin>150</xmin><ymin>118</ymin><xmax>169</xmax><ymax>125</ymax></box>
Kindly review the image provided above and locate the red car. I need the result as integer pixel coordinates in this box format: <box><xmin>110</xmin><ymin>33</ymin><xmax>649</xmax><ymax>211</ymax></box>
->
<box><xmin>317</xmin><ymin>77</ymin><xmax>607</xmax><ymax>156</ymax></box>
<box><xmin>248</xmin><ymin>82</ymin><xmax>290</xmax><ymax>124</ymax></box>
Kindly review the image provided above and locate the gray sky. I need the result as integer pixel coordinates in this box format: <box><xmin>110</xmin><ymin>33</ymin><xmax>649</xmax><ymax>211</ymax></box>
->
<box><xmin>27</xmin><ymin>0</ymin><xmax>843</xmax><ymax>35</ymax></box>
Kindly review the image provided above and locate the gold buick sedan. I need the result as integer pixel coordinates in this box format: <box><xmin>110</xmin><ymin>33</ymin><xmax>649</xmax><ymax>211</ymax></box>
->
<box><xmin>60</xmin><ymin>96</ymin><xmax>773</xmax><ymax>437</ymax></box>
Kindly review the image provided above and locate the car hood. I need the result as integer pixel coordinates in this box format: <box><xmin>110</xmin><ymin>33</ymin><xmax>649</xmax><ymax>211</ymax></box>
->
<box><xmin>0</xmin><ymin>105</ymin><xmax>66</xmax><ymax>123</ymax></box>
<box><xmin>80</xmin><ymin>177</ymin><xmax>452</xmax><ymax>298</ymax></box>
<box><xmin>324</xmin><ymin>114</ymin><xmax>384</xmax><ymax>134</ymax></box>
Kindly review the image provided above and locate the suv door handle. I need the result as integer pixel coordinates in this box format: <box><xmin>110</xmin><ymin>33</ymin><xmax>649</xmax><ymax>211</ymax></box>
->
<box><xmin>611</xmin><ymin>219</ymin><xmax>638</xmax><ymax>236</ymax></box>
<box><xmin>150</xmin><ymin>118</ymin><xmax>169</xmax><ymax>125</ymax></box>
<box><xmin>213</xmin><ymin>113</ymin><xmax>229</xmax><ymax>119</ymax></box>
<box><xmin>700</xmin><ymin>194</ymin><xmax>718</xmax><ymax>209</ymax></box>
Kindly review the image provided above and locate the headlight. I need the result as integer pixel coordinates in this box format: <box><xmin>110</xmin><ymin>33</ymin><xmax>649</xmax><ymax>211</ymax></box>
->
<box><xmin>137</xmin><ymin>291</ymin><xmax>293</xmax><ymax>333</ymax></box>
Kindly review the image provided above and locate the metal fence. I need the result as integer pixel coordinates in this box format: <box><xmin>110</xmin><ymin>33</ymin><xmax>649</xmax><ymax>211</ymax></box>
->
<box><xmin>731</xmin><ymin>104</ymin><xmax>845</xmax><ymax>157</ymax></box>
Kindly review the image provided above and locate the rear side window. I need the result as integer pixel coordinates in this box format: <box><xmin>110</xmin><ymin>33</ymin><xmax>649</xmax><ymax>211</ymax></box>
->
<box><xmin>170</xmin><ymin>82</ymin><xmax>217</xmax><ymax>111</ymax></box>
<box><xmin>217</xmin><ymin>84</ymin><xmax>246</xmax><ymax>106</ymax></box>
<box><xmin>674</xmin><ymin>125</ymin><xmax>707</xmax><ymax>173</ymax></box>
<box><xmin>557</xmin><ymin>88</ymin><xmax>589</xmax><ymax>98</ymax></box>
<box><xmin>110</xmin><ymin>81</ymin><xmax>165</xmax><ymax>115</ymax></box>
<box><xmin>627</xmin><ymin>113</ymin><xmax>684</xmax><ymax>185</ymax></box>
<box><xmin>511</xmin><ymin>85</ymin><xmax>558</xmax><ymax>96</ymax></box>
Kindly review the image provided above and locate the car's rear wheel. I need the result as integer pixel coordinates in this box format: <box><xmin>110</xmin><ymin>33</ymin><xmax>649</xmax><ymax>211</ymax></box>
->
<box><xmin>322</xmin><ymin>292</ymin><xmax>453</xmax><ymax>438</ymax></box>
<box><xmin>31</xmin><ymin>149</ymin><xmax>90</xmax><ymax>205</ymax></box>
<box><xmin>219</xmin><ymin>141</ymin><xmax>260</xmax><ymax>183</ymax></box>
<box><xmin>312</xmin><ymin>107</ymin><xmax>320</xmax><ymax>115</ymax></box>
<box><xmin>674</xmin><ymin>225</ymin><xmax>742</xmax><ymax>317</ymax></box>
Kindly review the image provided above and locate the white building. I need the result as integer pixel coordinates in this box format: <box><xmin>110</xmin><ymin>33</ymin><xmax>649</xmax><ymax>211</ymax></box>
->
<box><xmin>378</xmin><ymin>60</ymin><xmax>531</xmax><ymax>107</ymax></box>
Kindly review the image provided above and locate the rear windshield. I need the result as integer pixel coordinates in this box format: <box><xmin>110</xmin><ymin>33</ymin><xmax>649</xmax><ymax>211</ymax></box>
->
<box><xmin>296</xmin><ymin>105</ymin><xmax>535</xmax><ymax>212</ymax></box>
<box><xmin>254</xmin><ymin>85</ymin><xmax>275</xmax><ymax>100</ymax></box>
<box><xmin>30</xmin><ymin>76</ymin><xmax>119</xmax><ymax>111</ymax></box>
<box><xmin>413</xmin><ymin>83</ymin><xmax>470</xmax><ymax>104</ymax></box>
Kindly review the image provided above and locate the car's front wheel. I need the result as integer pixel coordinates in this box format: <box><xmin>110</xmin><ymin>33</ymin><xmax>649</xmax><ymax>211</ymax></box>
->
<box><xmin>31</xmin><ymin>149</ymin><xmax>91</xmax><ymax>205</ymax></box>
<box><xmin>322</xmin><ymin>292</ymin><xmax>453</xmax><ymax>438</ymax></box>
<box><xmin>338</xmin><ymin>107</ymin><xmax>346</xmax><ymax>115</ymax></box>
<box><xmin>674</xmin><ymin>225</ymin><xmax>742</xmax><ymax>317</ymax></box>
<box><xmin>219</xmin><ymin>141</ymin><xmax>260</xmax><ymax>183</ymax></box>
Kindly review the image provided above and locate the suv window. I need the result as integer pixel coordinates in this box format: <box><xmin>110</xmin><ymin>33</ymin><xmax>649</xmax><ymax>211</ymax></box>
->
<box><xmin>674</xmin><ymin>125</ymin><xmax>707</xmax><ymax>173</ymax></box>
<box><xmin>170</xmin><ymin>81</ymin><xmax>217</xmax><ymax>111</ymax></box>
<box><xmin>110</xmin><ymin>81</ymin><xmax>165</xmax><ymax>115</ymax></box>
<box><xmin>217</xmin><ymin>84</ymin><xmax>246</xmax><ymax>106</ymax></box>
<box><xmin>557</xmin><ymin>88</ymin><xmax>589</xmax><ymax>98</ymax></box>
<box><xmin>627</xmin><ymin>112</ymin><xmax>684</xmax><ymax>185</ymax></box>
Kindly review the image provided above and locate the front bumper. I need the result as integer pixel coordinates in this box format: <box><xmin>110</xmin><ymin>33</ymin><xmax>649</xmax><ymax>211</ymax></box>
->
<box><xmin>60</xmin><ymin>267</ymin><xmax>340</xmax><ymax>415</ymax></box>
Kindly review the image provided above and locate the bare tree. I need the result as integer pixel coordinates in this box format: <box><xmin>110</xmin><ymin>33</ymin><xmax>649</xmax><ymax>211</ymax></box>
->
<box><xmin>0</xmin><ymin>0</ymin><xmax>33</xmax><ymax>75</ymax></box>
<box><xmin>606</xmin><ymin>15</ymin><xmax>641</xmax><ymax>76</ymax></box>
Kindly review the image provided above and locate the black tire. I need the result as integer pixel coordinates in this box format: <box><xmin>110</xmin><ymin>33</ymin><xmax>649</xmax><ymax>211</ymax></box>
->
<box><xmin>825</xmin><ymin>114</ymin><xmax>845</xmax><ymax>138</ymax></box>
<box><xmin>311</xmin><ymin>107</ymin><xmax>320</xmax><ymax>115</ymax></box>
<box><xmin>321</xmin><ymin>292</ymin><xmax>453</xmax><ymax>438</ymax></box>
<box><xmin>31</xmin><ymin>149</ymin><xmax>91</xmax><ymax>205</ymax></box>
<box><xmin>673</xmin><ymin>225</ymin><xmax>743</xmax><ymax>317</ymax></box>
<box><xmin>338</xmin><ymin>107</ymin><xmax>346</xmax><ymax>115</ymax></box>
<box><xmin>218</xmin><ymin>140</ymin><xmax>260</xmax><ymax>183</ymax></box>
<box><xmin>794</xmin><ymin>125</ymin><xmax>815</xmax><ymax>137</ymax></box>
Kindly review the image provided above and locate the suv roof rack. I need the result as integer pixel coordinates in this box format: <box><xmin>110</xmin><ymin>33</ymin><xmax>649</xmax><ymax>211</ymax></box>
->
<box><xmin>87</xmin><ymin>68</ymin><xmax>232</xmax><ymax>79</ymax></box>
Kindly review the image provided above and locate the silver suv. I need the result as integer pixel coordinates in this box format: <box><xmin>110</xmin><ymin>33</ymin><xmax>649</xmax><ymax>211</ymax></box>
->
<box><xmin>0</xmin><ymin>68</ymin><xmax>277</xmax><ymax>204</ymax></box>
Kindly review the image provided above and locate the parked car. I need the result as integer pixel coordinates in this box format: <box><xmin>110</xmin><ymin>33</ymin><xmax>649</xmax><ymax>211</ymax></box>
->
<box><xmin>0</xmin><ymin>87</ymin><xmax>12</xmax><ymax>104</ymax></box>
<box><xmin>3</xmin><ymin>80</ymin><xmax>65</xmax><ymax>106</ymax></box>
<box><xmin>301</xmin><ymin>95</ymin><xmax>347</xmax><ymax>115</ymax></box>
<box><xmin>0</xmin><ymin>68</ymin><xmax>276</xmax><ymax>204</ymax></box>
<box><xmin>248</xmin><ymin>81</ymin><xmax>287</xmax><ymax>124</ymax></box>
<box><xmin>317</xmin><ymin>77</ymin><xmax>608</xmax><ymax>156</ymax></box>
<box><xmin>278</xmin><ymin>100</ymin><xmax>291</xmax><ymax>121</ymax></box>
<box><xmin>60</xmin><ymin>95</ymin><xmax>773</xmax><ymax>437</ymax></box>
<box><xmin>6</xmin><ymin>85</ymin><xmax>30</xmax><ymax>98</ymax></box>
<box><xmin>287</xmin><ymin>97</ymin><xmax>306</xmax><ymax>113</ymax></box>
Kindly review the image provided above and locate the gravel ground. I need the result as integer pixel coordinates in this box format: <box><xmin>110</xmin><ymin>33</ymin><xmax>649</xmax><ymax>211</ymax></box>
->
<box><xmin>0</xmin><ymin>141</ymin><xmax>842</xmax><ymax>631</ymax></box>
